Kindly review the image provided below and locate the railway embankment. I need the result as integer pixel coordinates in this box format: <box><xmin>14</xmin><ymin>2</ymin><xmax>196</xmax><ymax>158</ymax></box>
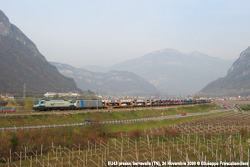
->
<box><xmin>0</xmin><ymin>103</ymin><xmax>222</xmax><ymax>129</ymax></box>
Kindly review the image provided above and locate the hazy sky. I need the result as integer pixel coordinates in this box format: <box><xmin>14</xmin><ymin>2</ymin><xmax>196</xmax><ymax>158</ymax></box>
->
<box><xmin>1</xmin><ymin>0</ymin><xmax>250</xmax><ymax>67</ymax></box>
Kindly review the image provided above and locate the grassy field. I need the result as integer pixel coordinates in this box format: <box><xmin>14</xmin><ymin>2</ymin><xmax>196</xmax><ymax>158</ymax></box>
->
<box><xmin>105</xmin><ymin>110</ymin><xmax>231</xmax><ymax>132</ymax></box>
<box><xmin>3</xmin><ymin>110</ymin><xmax>249</xmax><ymax>166</ymax></box>
<box><xmin>0</xmin><ymin>103</ymin><xmax>219</xmax><ymax>128</ymax></box>
<box><xmin>1</xmin><ymin>106</ymin><xmax>237</xmax><ymax>165</ymax></box>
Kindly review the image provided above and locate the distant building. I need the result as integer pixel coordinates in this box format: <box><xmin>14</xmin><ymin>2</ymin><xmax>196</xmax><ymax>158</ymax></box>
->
<box><xmin>0</xmin><ymin>94</ymin><xmax>14</xmax><ymax>101</ymax></box>
<box><xmin>44</xmin><ymin>92</ymin><xmax>80</xmax><ymax>98</ymax></box>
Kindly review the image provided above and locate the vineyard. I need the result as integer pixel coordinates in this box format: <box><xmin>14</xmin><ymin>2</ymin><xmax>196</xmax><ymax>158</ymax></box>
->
<box><xmin>2</xmin><ymin>111</ymin><xmax>250</xmax><ymax>166</ymax></box>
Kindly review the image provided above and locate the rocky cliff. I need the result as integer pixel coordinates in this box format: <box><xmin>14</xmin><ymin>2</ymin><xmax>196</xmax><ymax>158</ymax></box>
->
<box><xmin>0</xmin><ymin>10</ymin><xmax>81</xmax><ymax>95</ymax></box>
<box><xmin>201</xmin><ymin>46</ymin><xmax>250</xmax><ymax>96</ymax></box>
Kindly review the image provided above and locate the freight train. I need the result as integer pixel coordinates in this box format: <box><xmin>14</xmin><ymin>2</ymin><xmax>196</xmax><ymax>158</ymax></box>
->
<box><xmin>33</xmin><ymin>98</ymin><xmax>211</xmax><ymax>111</ymax></box>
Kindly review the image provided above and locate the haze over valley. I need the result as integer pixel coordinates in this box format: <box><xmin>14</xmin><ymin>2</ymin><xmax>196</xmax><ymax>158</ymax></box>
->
<box><xmin>1</xmin><ymin>0</ymin><xmax>250</xmax><ymax>97</ymax></box>
<box><xmin>2</xmin><ymin>2</ymin><xmax>250</xmax><ymax>165</ymax></box>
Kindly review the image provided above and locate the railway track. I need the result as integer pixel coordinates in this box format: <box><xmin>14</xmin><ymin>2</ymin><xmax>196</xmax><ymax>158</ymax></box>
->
<box><xmin>0</xmin><ymin>105</ymin><xmax>194</xmax><ymax>117</ymax></box>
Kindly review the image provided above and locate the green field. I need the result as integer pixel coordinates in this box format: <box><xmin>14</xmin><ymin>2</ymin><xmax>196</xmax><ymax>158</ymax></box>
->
<box><xmin>105</xmin><ymin>110</ymin><xmax>230</xmax><ymax>132</ymax></box>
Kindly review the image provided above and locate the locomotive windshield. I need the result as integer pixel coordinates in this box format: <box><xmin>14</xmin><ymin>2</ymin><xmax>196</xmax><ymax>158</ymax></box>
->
<box><xmin>33</xmin><ymin>101</ymin><xmax>39</xmax><ymax>105</ymax></box>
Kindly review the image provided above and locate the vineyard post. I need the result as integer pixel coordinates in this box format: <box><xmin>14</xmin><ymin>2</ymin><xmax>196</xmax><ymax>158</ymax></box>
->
<box><xmin>161</xmin><ymin>140</ymin><xmax>163</xmax><ymax>151</ymax></box>
<box><xmin>108</xmin><ymin>140</ymin><xmax>110</xmax><ymax>156</ymax></box>
<box><xmin>102</xmin><ymin>154</ymin><xmax>104</xmax><ymax>166</ymax></box>
<box><xmin>68</xmin><ymin>152</ymin><xmax>71</xmax><ymax>165</ymax></box>
<box><xmin>20</xmin><ymin>152</ymin><xmax>22</xmax><ymax>167</ymax></box>
<box><xmin>121</xmin><ymin>141</ymin><xmax>123</xmax><ymax>160</ymax></box>
<box><xmin>188</xmin><ymin>135</ymin><xmax>190</xmax><ymax>145</ymax></box>
<box><xmin>203</xmin><ymin>133</ymin><xmax>205</xmax><ymax>143</ymax></box>
<box><xmin>248</xmin><ymin>149</ymin><xmax>249</xmax><ymax>164</ymax></box>
<box><xmin>193</xmin><ymin>143</ymin><xmax>195</xmax><ymax>155</ymax></box>
<box><xmin>216</xmin><ymin>150</ymin><xmax>218</xmax><ymax>162</ymax></box>
<box><xmin>30</xmin><ymin>156</ymin><xmax>32</xmax><ymax>167</ymax></box>
<box><xmin>48</xmin><ymin>152</ymin><xmax>50</xmax><ymax>166</ymax></box>
<box><xmin>41</xmin><ymin>144</ymin><xmax>43</xmax><ymax>158</ymax></box>
<box><xmin>240</xmin><ymin>146</ymin><xmax>243</xmax><ymax>161</ymax></box>
<box><xmin>239</xmin><ymin>143</ymin><xmax>241</xmax><ymax>161</ymax></box>
<box><xmin>199</xmin><ymin>138</ymin><xmax>201</xmax><ymax>155</ymax></box>
<box><xmin>153</xmin><ymin>148</ymin><xmax>155</xmax><ymax>161</ymax></box>
<box><xmin>36</xmin><ymin>150</ymin><xmax>37</xmax><ymax>164</ymax></box>
<box><xmin>217</xmin><ymin>138</ymin><xmax>219</xmax><ymax>150</ymax></box>
<box><xmin>25</xmin><ymin>147</ymin><xmax>27</xmax><ymax>160</ymax></box>
<box><xmin>185</xmin><ymin>148</ymin><xmax>188</xmax><ymax>161</ymax></box>
<box><xmin>196</xmin><ymin>135</ymin><xmax>198</xmax><ymax>145</ymax></box>
<box><xmin>188</xmin><ymin>140</ymin><xmax>190</xmax><ymax>151</ymax></box>
<box><xmin>169</xmin><ymin>150</ymin><xmax>171</xmax><ymax>162</ymax></box>
<box><xmin>168</xmin><ymin>144</ymin><xmax>170</xmax><ymax>157</ymax></box>
<box><xmin>147</xmin><ymin>135</ymin><xmax>150</xmax><ymax>149</ymax></box>
<box><xmin>56</xmin><ymin>148</ymin><xmax>58</xmax><ymax>161</ymax></box>
<box><xmin>233</xmin><ymin>138</ymin><xmax>235</xmax><ymax>148</ymax></box>
<box><xmin>104</xmin><ymin>148</ymin><xmax>107</xmax><ymax>162</ymax></box>
<box><xmin>79</xmin><ymin>144</ymin><xmax>81</xmax><ymax>156</ymax></box>
<box><xmin>230</xmin><ymin>148</ymin><xmax>231</xmax><ymax>161</ymax></box>
<box><xmin>181</xmin><ymin>145</ymin><xmax>182</xmax><ymax>156</ymax></box>
<box><xmin>91</xmin><ymin>146</ymin><xmax>93</xmax><ymax>158</ymax></box>
<box><xmin>9</xmin><ymin>149</ymin><xmax>11</xmax><ymax>163</ymax></box>
<box><xmin>207</xmin><ymin>140</ymin><xmax>209</xmax><ymax>153</ymax></box>
<box><xmin>60</xmin><ymin>145</ymin><xmax>62</xmax><ymax>157</ymax></box>
<box><xmin>211</xmin><ymin>139</ymin><xmax>213</xmax><ymax>155</ymax></box>
<box><xmin>82</xmin><ymin>152</ymin><xmax>85</xmax><ymax>167</ymax></box>
<box><xmin>86</xmin><ymin>150</ymin><xmax>88</xmax><ymax>165</ymax></box>
<box><xmin>95</xmin><ymin>141</ymin><xmax>97</xmax><ymax>154</ymax></box>
<box><xmin>52</xmin><ymin>142</ymin><xmax>54</xmax><ymax>153</ymax></box>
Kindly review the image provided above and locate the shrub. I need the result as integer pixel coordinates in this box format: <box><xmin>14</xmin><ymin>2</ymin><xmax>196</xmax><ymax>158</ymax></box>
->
<box><xmin>0</xmin><ymin>99</ymin><xmax>8</xmax><ymax>106</ymax></box>
<box><xmin>128</xmin><ymin>130</ymin><xmax>142</xmax><ymax>138</ymax></box>
<box><xmin>163</xmin><ymin>127</ymin><xmax>180</xmax><ymax>137</ymax></box>
<box><xmin>240</xmin><ymin>128</ymin><xmax>249</xmax><ymax>138</ymax></box>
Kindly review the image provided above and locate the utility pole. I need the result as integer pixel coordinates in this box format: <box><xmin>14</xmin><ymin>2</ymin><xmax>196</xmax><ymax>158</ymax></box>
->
<box><xmin>96</xmin><ymin>90</ymin><xmax>99</xmax><ymax>110</ymax></box>
<box><xmin>23</xmin><ymin>83</ymin><xmax>26</xmax><ymax>99</ymax></box>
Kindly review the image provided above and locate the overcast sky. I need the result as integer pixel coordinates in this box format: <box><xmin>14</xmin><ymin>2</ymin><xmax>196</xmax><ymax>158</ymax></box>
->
<box><xmin>1</xmin><ymin>0</ymin><xmax>250</xmax><ymax>67</ymax></box>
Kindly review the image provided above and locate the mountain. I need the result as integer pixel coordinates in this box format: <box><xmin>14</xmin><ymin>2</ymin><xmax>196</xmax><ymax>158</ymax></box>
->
<box><xmin>201</xmin><ymin>46</ymin><xmax>250</xmax><ymax>97</ymax></box>
<box><xmin>0</xmin><ymin>10</ymin><xmax>80</xmax><ymax>95</ymax></box>
<box><xmin>100</xmin><ymin>49</ymin><xmax>233</xmax><ymax>96</ymax></box>
<box><xmin>50</xmin><ymin>62</ymin><xmax>159</xmax><ymax>96</ymax></box>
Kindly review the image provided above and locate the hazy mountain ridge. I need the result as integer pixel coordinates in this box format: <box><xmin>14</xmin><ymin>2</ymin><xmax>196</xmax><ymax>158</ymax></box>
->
<box><xmin>51</xmin><ymin>62</ymin><xmax>159</xmax><ymax>96</ymax></box>
<box><xmin>201</xmin><ymin>46</ymin><xmax>250</xmax><ymax>96</ymax></box>
<box><xmin>85</xmin><ymin>49</ymin><xmax>233</xmax><ymax>96</ymax></box>
<box><xmin>0</xmin><ymin>10</ymin><xmax>80</xmax><ymax>95</ymax></box>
